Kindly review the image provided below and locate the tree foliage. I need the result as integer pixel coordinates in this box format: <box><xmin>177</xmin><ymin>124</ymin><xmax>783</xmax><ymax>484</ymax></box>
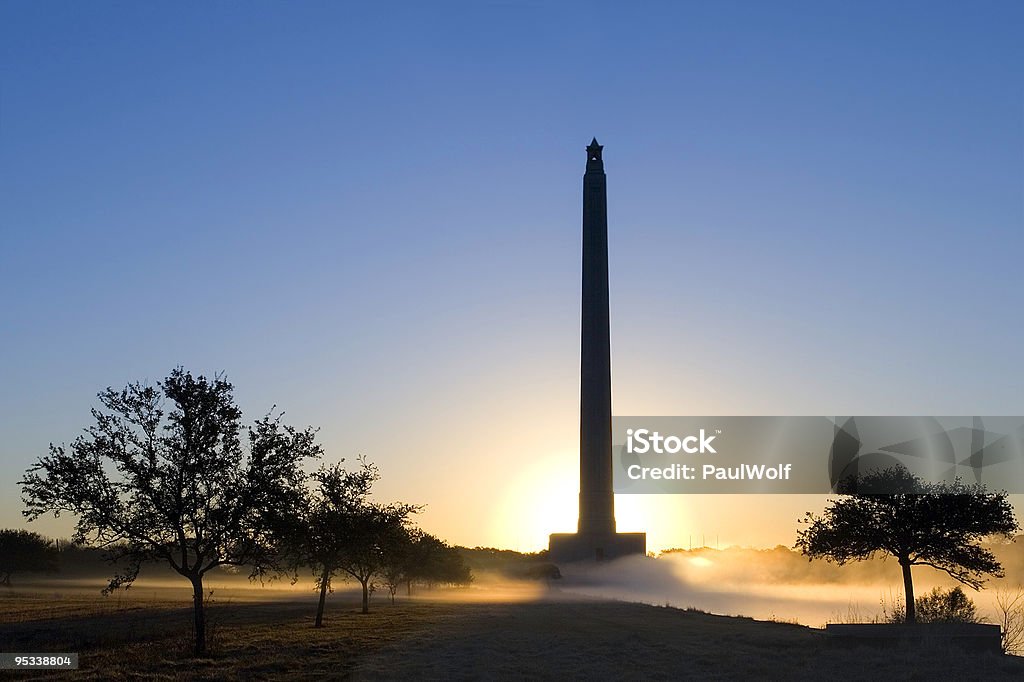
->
<box><xmin>281</xmin><ymin>457</ymin><xmax>379</xmax><ymax>626</ymax></box>
<box><xmin>408</xmin><ymin>533</ymin><xmax>472</xmax><ymax>587</ymax></box>
<box><xmin>280</xmin><ymin>455</ymin><xmax>420</xmax><ymax>620</ymax></box>
<box><xmin>913</xmin><ymin>586</ymin><xmax>979</xmax><ymax>624</ymax></box>
<box><xmin>20</xmin><ymin>368</ymin><xmax>319</xmax><ymax>654</ymax></box>
<box><xmin>379</xmin><ymin>530</ymin><xmax>472</xmax><ymax>602</ymax></box>
<box><xmin>333</xmin><ymin>500</ymin><xmax>419</xmax><ymax>614</ymax></box>
<box><xmin>378</xmin><ymin>525</ymin><xmax>418</xmax><ymax>604</ymax></box>
<box><xmin>795</xmin><ymin>466</ymin><xmax>1018</xmax><ymax>623</ymax></box>
<box><xmin>0</xmin><ymin>529</ymin><xmax>58</xmax><ymax>585</ymax></box>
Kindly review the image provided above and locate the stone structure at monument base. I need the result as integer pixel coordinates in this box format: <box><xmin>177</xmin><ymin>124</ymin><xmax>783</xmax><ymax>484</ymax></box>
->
<box><xmin>549</xmin><ymin>531</ymin><xmax>647</xmax><ymax>563</ymax></box>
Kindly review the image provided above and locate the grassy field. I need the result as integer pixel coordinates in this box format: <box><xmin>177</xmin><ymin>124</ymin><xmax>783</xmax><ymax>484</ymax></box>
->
<box><xmin>3</xmin><ymin>584</ymin><xmax>1024</xmax><ymax>680</ymax></box>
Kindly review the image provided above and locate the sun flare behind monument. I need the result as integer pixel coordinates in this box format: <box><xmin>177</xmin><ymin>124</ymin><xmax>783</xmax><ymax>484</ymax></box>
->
<box><xmin>548</xmin><ymin>139</ymin><xmax>646</xmax><ymax>563</ymax></box>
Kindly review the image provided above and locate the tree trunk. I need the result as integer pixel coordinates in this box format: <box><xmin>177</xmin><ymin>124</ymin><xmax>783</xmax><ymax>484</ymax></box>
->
<box><xmin>901</xmin><ymin>559</ymin><xmax>916</xmax><ymax>624</ymax></box>
<box><xmin>190</xmin><ymin>575</ymin><xmax>207</xmax><ymax>656</ymax></box>
<box><xmin>315</xmin><ymin>569</ymin><xmax>330</xmax><ymax>628</ymax></box>
<box><xmin>406</xmin><ymin>579</ymin><xmax>412</xmax><ymax>597</ymax></box>
<box><xmin>361</xmin><ymin>579</ymin><xmax>369</xmax><ymax>614</ymax></box>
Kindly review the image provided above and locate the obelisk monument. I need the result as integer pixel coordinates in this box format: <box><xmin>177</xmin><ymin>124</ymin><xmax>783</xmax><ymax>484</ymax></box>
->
<box><xmin>549</xmin><ymin>139</ymin><xmax>646</xmax><ymax>563</ymax></box>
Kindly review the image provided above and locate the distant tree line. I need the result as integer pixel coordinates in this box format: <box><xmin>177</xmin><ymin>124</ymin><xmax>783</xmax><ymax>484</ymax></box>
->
<box><xmin>0</xmin><ymin>529</ymin><xmax>58</xmax><ymax>585</ymax></box>
<box><xmin>19</xmin><ymin>368</ymin><xmax>471</xmax><ymax>656</ymax></box>
<box><xmin>456</xmin><ymin>546</ymin><xmax>561</xmax><ymax>580</ymax></box>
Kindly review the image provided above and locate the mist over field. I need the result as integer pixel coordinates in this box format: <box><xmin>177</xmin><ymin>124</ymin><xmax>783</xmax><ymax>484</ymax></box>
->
<box><xmin>550</xmin><ymin>542</ymin><xmax>1024</xmax><ymax>627</ymax></box>
<box><xmin>22</xmin><ymin>539</ymin><xmax>1024</xmax><ymax>629</ymax></box>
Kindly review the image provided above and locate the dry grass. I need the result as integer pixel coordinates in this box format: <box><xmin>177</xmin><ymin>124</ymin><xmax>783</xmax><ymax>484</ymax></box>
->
<box><xmin>3</xmin><ymin>585</ymin><xmax>1024</xmax><ymax>680</ymax></box>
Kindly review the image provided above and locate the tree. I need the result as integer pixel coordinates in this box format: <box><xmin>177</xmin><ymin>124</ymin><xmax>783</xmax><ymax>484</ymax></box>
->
<box><xmin>281</xmin><ymin>458</ymin><xmax>379</xmax><ymax>627</ymax></box>
<box><xmin>20</xmin><ymin>368</ymin><xmax>319</xmax><ymax>655</ymax></box>
<box><xmin>994</xmin><ymin>586</ymin><xmax>1024</xmax><ymax>655</ymax></box>
<box><xmin>378</xmin><ymin>530</ymin><xmax>472</xmax><ymax>600</ymax></box>
<box><xmin>281</xmin><ymin>456</ymin><xmax>418</xmax><ymax>620</ymax></box>
<box><xmin>437</xmin><ymin>544</ymin><xmax>472</xmax><ymax>586</ymax></box>
<box><xmin>378</xmin><ymin>522</ymin><xmax>473</xmax><ymax>598</ymax></box>
<box><xmin>795</xmin><ymin>466</ymin><xmax>1018</xmax><ymax>623</ymax></box>
<box><xmin>379</xmin><ymin>525</ymin><xmax>417</xmax><ymax>604</ymax></box>
<box><xmin>0</xmin><ymin>529</ymin><xmax>58</xmax><ymax>585</ymax></box>
<box><xmin>409</xmin><ymin>533</ymin><xmax>471</xmax><ymax>589</ymax></box>
<box><xmin>335</xmin><ymin>501</ymin><xmax>418</xmax><ymax>614</ymax></box>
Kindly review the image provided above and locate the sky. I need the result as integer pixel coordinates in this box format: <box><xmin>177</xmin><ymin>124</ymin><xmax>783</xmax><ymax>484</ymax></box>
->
<box><xmin>1</xmin><ymin>1</ymin><xmax>1022</xmax><ymax>553</ymax></box>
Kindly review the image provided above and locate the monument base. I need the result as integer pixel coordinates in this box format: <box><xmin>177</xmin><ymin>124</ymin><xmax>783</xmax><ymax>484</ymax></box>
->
<box><xmin>825</xmin><ymin>623</ymin><xmax>1002</xmax><ymax>654</ymax></box>
<box><xmin>548</xmin><ymin>531</ymin><xmax>646</xmax><ymax>564</ymax></box>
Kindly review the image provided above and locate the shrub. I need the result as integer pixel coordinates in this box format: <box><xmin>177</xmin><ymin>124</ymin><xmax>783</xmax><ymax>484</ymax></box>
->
<box><xmin>886</xmin><ymin>586</ymin><xmax>978</xmax><ymax>624</ymax></box>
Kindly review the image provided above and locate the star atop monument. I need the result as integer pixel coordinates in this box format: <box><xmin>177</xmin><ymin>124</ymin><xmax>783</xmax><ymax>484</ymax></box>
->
<box><xmin>586</xmin><ymin>137</ymin><xmax>603</xmax><ymax>161</ymax></box>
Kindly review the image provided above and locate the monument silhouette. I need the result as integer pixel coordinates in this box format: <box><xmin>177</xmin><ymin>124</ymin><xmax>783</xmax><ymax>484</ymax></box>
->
<box><xmin>549</xmin><ymin>139</ymin><xmax>646</xmax><ymax>563</ymax></box>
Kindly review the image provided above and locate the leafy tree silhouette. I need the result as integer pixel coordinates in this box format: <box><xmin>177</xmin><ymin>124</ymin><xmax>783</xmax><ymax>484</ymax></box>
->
<box><xmin>0</xmin><ymin>529</ymin><xmax>58</xmax><ymax>585</ymax></box>
<box><xmin>913</xmin><ymin>586</ymin><xmax>978</xmax><ymax>624</ymax></box>
<box><xmin>410</xmin><ymin>533</ymin><xmax>472</xmax><ymax>589</ymax></box>
<box><xmin>280</xmin><ymin>455</ymin><xmax>419</xmax><ymax>620</ymax></box>
<box><xmin>796</xmin><ymin>465</ymin><xmax>1018</xmax><ymax>623</ymax></box>
<box><xmin>334</xmin><ymin>501</ymin><xmax>418</xmax><ymax>614</ymax></box>
<box><xmin>379</xmin><ymin>529</ymin><xmax>472</xmax><ymax>602</ymax></box>
<box><xmin>20</xmin><ymin>368</ymin><xmax>319</xmax><ymax>655</ymax></box>
<box><xmin>379</xmin><ymin>525</ymin><xmax>418</xmax><ymax>604</ymax></box>
<box><xmin>280</xmin><ymin>457</ymin><xmax>380</xmax><ymax>626</ymax></box>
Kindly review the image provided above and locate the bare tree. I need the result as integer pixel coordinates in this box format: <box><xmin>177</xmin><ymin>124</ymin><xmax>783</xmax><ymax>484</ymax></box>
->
<box><xmin>994</xmin><ymin>586</ymin><xmax>1024</xmax><ymax>655</ymax></box>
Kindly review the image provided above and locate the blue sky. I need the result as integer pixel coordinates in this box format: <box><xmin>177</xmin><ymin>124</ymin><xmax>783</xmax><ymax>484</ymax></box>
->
<box><xmin>2</xmin><ymin>1</ymin><xmax>1022</xmax><ymax>551</ymax></box>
